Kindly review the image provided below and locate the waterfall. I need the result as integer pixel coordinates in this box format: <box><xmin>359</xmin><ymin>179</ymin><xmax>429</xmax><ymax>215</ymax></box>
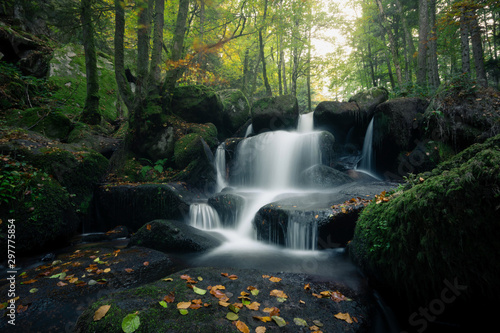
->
<box><xmin>215</xmin><ymin>143</ymin><xmax>228</xmax><ymax>192</ymax></box>
<box><xmin>297</xmin><ymin>112</ymin><xmax>314</xmax><ymax>133</ymax></box>
<box><xmin>189</xmin><ymin>203</ymin><xmax>221</xmax><ymax>230</ymax></box>
<box><xmin>358</xmin><ymin>117</ymin><xmax>375</xmax><ymax>172</ymax></box>
<box><xmin>244</xmin><ymin>123</ymin><xmax>253</xmax><ymax>137</ymax></box>
<box><xmin>286</xmin><ymin>217</ymin><xmax>317</xmax><ymax>250</ymax></box>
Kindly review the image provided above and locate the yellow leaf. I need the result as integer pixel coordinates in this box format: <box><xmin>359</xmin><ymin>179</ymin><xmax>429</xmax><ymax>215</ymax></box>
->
<box><xmin>334</xmin><ymin>312</ymin><xmax>353</xmax><ymax>323</ymax></box>
<box><xmin>234</xmin><ymin>320</ymin><xmax>250</xmax><ymax>333</ymax></box>
<box><xmin>268</xmin><ymin>276</ymin><xmax>282</xmax><ymax>283</ymax></box>
<box><xmin>269</xmin><ymin>289</ymin><xmax>287</xmax><ymax>298</ymax></box>
<box><xmin>253</xmin><ymin>316</ymin><xmax>272</xmax><ymax>323</ymax></box>
<box><xmin>177</xmin><ymin>302</ymin><xmax>192</xmax><ymax>309</ymax></box>
<box><xmin>245</xmin><ymin>301</ymin><xmax>260</xmax><ymax>311</ymax></box>
<box><xmin>93</xmin><ymin>305</ymin><xmax>111</xmax><ymax>321</ymax></box>
<box><xmin>256</xmin><ymin>327</ymin><xmax>266</xmax><ymax>333</ymax></box>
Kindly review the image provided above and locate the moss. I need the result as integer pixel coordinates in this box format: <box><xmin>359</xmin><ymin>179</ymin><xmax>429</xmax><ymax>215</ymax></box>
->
<box><xmin>351</xmin><ymin>134</ymin><xmax>500</xmax><ymax>305</ymax></box>
<box><xmin>174</xmin><ymin>133</ymin><xmax>204</xmax><ymax>169</ymax></box>
<box><xmin>5</xmin><ymin>107</ymin><xmax>72</xmax><ymax>140</ymax></box>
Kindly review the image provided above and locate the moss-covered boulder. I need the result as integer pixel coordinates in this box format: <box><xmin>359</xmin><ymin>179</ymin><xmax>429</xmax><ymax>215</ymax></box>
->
<box><xmin>5</xmin><ymin>107</ymin><xmax>73</xmax><ymax>140</ymax></box>
<box><xmin>170</xmin><ymin>85</ymin><xmax>224</xmax><ymax>128</ymax></box>
<box><xmin>350</xmin><ymin>134</ymin><xmax>500</xmax><ymax>308</ymax></box>
<box><xmin>48</xmin><ymin>43</ymin><xmax>121</xmax><ymax>122</ymax></box>
<box><xmin>251</xmin><ymin>95</ymin><xmax>299</xmax><ymax>134</ymax></box>
<box><xmin>348</xmin><ymin>87</ymin><xmax>389</xmax><ymax>115</ymax></box>
<box><xmin>75</xmin><ymin>267</ymin><xmax>373</xmax><ymax>333</ymax></box>
<box><xmin>129</xmin><ymin>220</ymin><xmax>222</xmax><ymax>253</ymax></box>
<box><xmin>218</xmin><ymin>89</ymin><xmax>250</xmax><ymax>138</ymax></box>
<box><xmin>0</xmin><ymin>155</ymin><xmax>77</xmax><ymax>256</ymax></box>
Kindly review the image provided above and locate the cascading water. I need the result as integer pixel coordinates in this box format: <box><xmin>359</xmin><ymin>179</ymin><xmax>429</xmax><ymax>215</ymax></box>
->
<box><xmin>357</xmin><ymin>117</ymin><xmax>378</xmax><ymax>179</ymax></box>
<box><xmin>189</xmin><ymin>113</ymin><xmax>325</xmax><ymax>250</ymax></box>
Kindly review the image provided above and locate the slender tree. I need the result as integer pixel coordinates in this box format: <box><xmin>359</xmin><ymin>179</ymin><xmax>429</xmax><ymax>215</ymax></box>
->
<box><xmin>417</xmin><ymin>0</ymin><xmax>428</xmax><ymax>86</ymax></box>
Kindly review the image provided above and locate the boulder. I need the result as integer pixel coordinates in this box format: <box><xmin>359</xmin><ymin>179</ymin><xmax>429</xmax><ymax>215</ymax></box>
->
<box><xmin>348</xmin><ymin>87</ymin><xmax>389</xmax><ymax>115</ymax></box>
<box><xmin>129</xmin><ymin>220</ymin><xmax>222</xmax><ymax>252</ymax></box>
<box><xmin>207</xmin><ymin>193</ymin><xmax>245</xmax><ymax>228</ymax></box>
<box><xmin>5</xmin><ymin>107</ymin><xmax>73</xmax><ymax>140</ymax></box>
<box><xmin>300</xmin><ymin>164</ymin><xmax>353</xmax><ymax>188</ymax></box>
<box><xmin>372</xmin><ymin>97</ymin><xmax>429</xmax><ymax>178</ymax></box>
<box><xmin>218</xmin><ymin>89</ymin><xmax>250</xmax><ymax>138</ymax></box>
<box><xmin>170</xmin><ymin>85</ymin><xmax>224</xmax><ymax>128</ymax></box>
<box><xmin>92</xmin><ymin>183</ymin><xmax>195</xmax><ymax>232</ymax></box>
<box><xmin>75</xmin><ymin>267</ymin><xmax>374</xmax><ymax>333</ymax></box>
<box><xmin>251</xmin><ymin>95</ymin><xmax>299</xmax><ymax>133</ymax></box>
<box><xmin>351</xmin><ymin>134</ymin><xmax>500</xmax><ymax>309</ymax></box>
<box><xmin>313</xmin><ymin>101</ymin><xmax>361</xmax><ymax>147</ymax></box>
<box><xmin>67</xmin><ymin>122</ymin><xmax>122</xmax><ymax>158</ymax></box>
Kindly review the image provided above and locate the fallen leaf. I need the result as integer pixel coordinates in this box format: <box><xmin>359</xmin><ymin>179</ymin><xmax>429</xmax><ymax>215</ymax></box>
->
<box><xmin>331</xmin><ymin>290</ymin><xmax>350</xmax><ymax>303</ymax></box>
<box><xmin>94</xmin><ymin>305</ymin><xmax>111</xmax><ymax>321</ymax></box>
<box><xmin>189</xmin><ymin>303</ymin><xmax>202</xmax><ymax>309</ymax></box>
<box><xmin>143</xmin><ymin>261</ymin><xmax>149</xmax><ymax>266</ymax></box>
<box><xmin>179</xmin><ymin>309</ymin><xmax>189</xmax><ymax>315</ymax></box>
<box><xmin>122</xmin><ymin>313</ymin><xmax>140</xmax><ymax>333</ymax></box>
<box><xmin>226</xmin><ymin>312</ymin><xmax>239</xmax><ymax>321</ymax></box>
<box><xmin>245</xmin><ymin>301</ymin><xmax>260</xmax><ymax>311</ymax></box>
<box><xmin>29</xmin><ymin>288</ymin><xmax>38</xmax><ymax>293</ymax></box>
<box><xmin>262</xmin><ymin>274</ymin><xmax>270</xmax><ymax>278</ymax></box>
<box><xmin>256</xmin><ymin>327</ymin><xmax>266</xmax><ymax>333</ymax></box>
<box><xmin>299</xmin><ymin>300</ymin><xmax>306</xmax><ymax>304</ymax></box>
<box><xmin>180</xmin><ymin>274</ymin><xmax>192</xmax><ymax>280</ymax></box>
<box><xmin>162</xmin><ymin>278</ymin><xmax>173</xmax><ymax>282</ymax></box>
<box><xmin>253</xmin><ymin>316</ymin><xmax>272</xmax><ymax>323</ymax></box>
<box><xmin>192</xmin><ymin>285</ymin><xmax>207</xmax><ymax>295</ymax></box>
<box><xmin>334</xmin><ymin>312</ymin><xmax>353</xmax><ymax>324</ymax></box>
<box><xmin>272</xmin><ymin>315</ymin><xmax>286</xmax><ymax>327</ymax></box>
<box><xmin>294</xmin><ymin>317</ymin><xmax>308</xmax><ymax>326</ymax></box>
<box><xmin>263</xmin><ymin>307</ymin><xmax>280</xmax><ymax>316</ymax></box>
<box><xmin>103</xmin><ymin>268</ymin><xmax>111</xmax><ymax>273</ymax></box>
<box><xmin>313</xmin><ymin>320</ymin><xmax>324</xmax><ymax>327</ymax></box>
<box><xmin>159</xmin><ymin>301</ymin><xmax>168</xmax><ymax>308</ymax></box>
<box><xmin>270</xmin><ymin>289</ymin><xmax>287</xmax><ymax>298</ymax></box>
<box><xmin>177</xmin><ymin>302</ymin><xmax>191</xmax><ymax>309</ymax></box>
<box><xmin>57</xmin><ymin>281</ymin><xmax>68</xmax><ymax>287</ymax></box>
<box><xmin>221</xmin><ymin>272</ymin><xmax>229</xmax><ymax>277</ymax></box>
<box><xmin>219</xmin><ymin>300</ymin><xmax>231</xmax><ymax>307</ymax></box>
<box><xmin>228</xmin><ymin>274</ymin><xmax>238</xmax><ymax>280</ymax></box>
<box><xmin>22</xmin><ymin>279</ymin><xmax>37</xmax><ymax>284</ymax></box>
<box><xmin>17</xmin><ymin>304</ymin><xmax>28</xmax><ymax>313</ymax></box>
<box><xmin>124</xmin><ymin>268</ymin><xmax>134</xmax><ymax>273</ymax></box>
<box><xmin>234</xmin><ymin>320</ymin><xmax>250</xmax><ymax>333</ymax></box>
<box><xmin>269</xmin><ymin>276</ymin><xmax>282</xmax><ymax>283</ymax></box>
<box><xmin>146</xmin><ymin>224</ymin><xmax>151</xmax><ymax>231</ymax></box>
<box><xmin>304</xmin><ymin>283</ymin><xmax>311</xmax><ymax>290</ymax></box>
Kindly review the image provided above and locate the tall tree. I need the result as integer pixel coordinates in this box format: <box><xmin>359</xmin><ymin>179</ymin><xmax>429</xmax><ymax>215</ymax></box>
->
<box><xmin>467</xmin><ymin>4</ymin><xmax>488</xmax><ymax>87</ymax></box>
<box><xmin>81</xmin><ymin>0</ymin><xmax>101</xmax><ymax>125</ymax></box>
<box><xmin>428</xmin><ymin>0</ymin><xmax>440</xmax><ymax>89</ymax></box>
<box><xmin>459</xmin><ymin>5</ymin><xmax>471</xmax><ymax>75</ymax></box>
<box><xmin>258</xmin><ymin>0</ymin><xmax>272</xmax><ymax>97</ymax></box>
<box><xmin>417</xmin><ymin>0</ymin><xmax>429</xmax><ymax>86</ymax></box>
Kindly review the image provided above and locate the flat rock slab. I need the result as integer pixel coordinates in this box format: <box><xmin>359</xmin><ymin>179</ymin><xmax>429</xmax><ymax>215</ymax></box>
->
<box><xmin>0</xmin><ymin>246</ymin><xmax>171</xmax><ymax>332</ymax></box>
<box><xmin>75</xmin><ymin>267</ymin><xmax>374</xmax><ymax>332</ymax></box>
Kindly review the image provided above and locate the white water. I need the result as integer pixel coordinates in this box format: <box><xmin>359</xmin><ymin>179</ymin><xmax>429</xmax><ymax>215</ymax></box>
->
<box><xmin>357</xmin><ymin>117</ymin><xmax>378</xmax><ymax>178</ymax></box>
<box><xmin>190</xmin><ymin>113</ymin><xmax>331</xmax><ymax>250</ymax></box>
<box><xmin>214</xmin><ymin>143</ymin><xmax>228</xmax><ymax>192</ymax></box>
<box><xmin>244</xmin><ymin>123</ymin><xmax>253</xmax><ymax>137</ymax></box>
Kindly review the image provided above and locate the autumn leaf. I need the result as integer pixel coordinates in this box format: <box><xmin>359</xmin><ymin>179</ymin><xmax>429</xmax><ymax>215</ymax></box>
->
<box><xmin>269</xmin><ymin>289</ymin><xmax>287</xmax><ymax>298</ymax></box>
<box><xmin>94</xmin><ymin>305</ymin><xmax>111</xmax><ymax>321</ymax></box>
<box><xmin>179</xmin><ymin>309</ymin><xmax>189</xmax><ymax>315</ymax></box>
<box><xmin>304</xmin><ymin>283</ymin><xmax>311</xmax><ymax>290</ymax></box>
<box><xmin>192</xmin><ymin>285</ymin><xmax>207</xmax><ymax>295</ymax></box>
<box><xmin>253</xmin><ymin>316</ymin><xmax>272</xmax><ymax>323</ymax></box>
<box><xmin>263</xmin><ymin>307</ymin><xmax>280</xmax><ymax>316</ymax></box>
<box><xmin>262</xmin><ymin>274</ymin><xmax>270</xmax><ymax>278</ymax></box>
<box><xmin>319</xmin><ymin>290</ymin><xmax>331</xmax><ymax>297</ymax></box>
<box><xmin>57</xmin><ymin>281</ymin><xmax>68</xmax><ymax>287</ymax></box>
<box><xmin>294</xmin><ymin>317</ymin><xmax>308</xmax><ymax>326</ymax></box>
<box><xmin>162</xmin><ymin>278</ymin><xmax>173</xmax><ymax>282</ymax></box>
<box><xmin>219</xmin><ymin>300</ymin><xmax>231</xmax><ymax>307</ymax></box>
<box><xmin>177</xmin><ymin>302</ymin><xmax>191</xmax><ymax>309</ymax></box>
<box><xmin>331</xmin><ymin>290</ymin><xmax>351</xmax><ymax>303</ymax></box>
<box><xmin>256</xmin><ymin>327</ymin><xmax>266</xmax><ymax>333</ymax></box>
<box><xmin>21</xmin><ymin>279</ymin><xmax>37</xmax><ymax>284</ymax></box>
<box><xmin>221</xmin><ymin>272</ymin><xmax>229</xmax><ymax>277</ymax></box>
<box><xmin>143</xmin><ymin>261</ymin><xmax>149</xmax><ymax>266</ymax></box>
<box><xmin>164</xmin><ymin>292</ymin><xmax>175</xmax><ymax>303</ymax></box>
<box><xmin>180</xmin><ymin>274</ymin><xmax>192</xmax><ymax>280</ymax></box>
<box><xmin>226</xmin><ymin>312</ymin><xmax>239</xmax><ymax>321</ymax></box>
<box><xmin>334</xmin><ymin>312</ymin><xmax>353</xmax><ymax>323</ymax></box>
<box><xmin>234</xmin><ymin>320</ymin><xmax>250</xmax><ymax>333</ymax></box>
<box><xmin>245</xmin><ymin>301</ymin><xmax>260</xmax><ymax>311</ymax></box>
<box><xmin>159</xmin><ymin>301</ymin><xmax>168</xmax><ymax>308</ymax></box>
<box><xmin>125</xmin><ymin>268</ymin><xmax>134</xmax><ymax>273</ymax></box>
<box><xmin>228</xmin><ymin>274</ymin><xmax>238</xmax><ymax>280</ymax></box>
<box><xmin>268</xmin><ymin>276</ymin><xmax>282</xmax><ymax>283</ymax></box>
<box><xmin>272</xmin><ymin>316</ymin><xmax>286</xmax><ymax>327</ymax></box>
<box><xmin>189</xmin><ymin>303</ymin><xmax>202</xmax><ymax>310</ymax></box>
<box><xmin>29</xmin><ymin>288</ymin><xmax>38</xmax><ymax>293</ymax></box>
<box><xmin>103</xmin><ymin>268</ymin><xmax>111</xmax><ymax>273</ymax></box>
<box><xmin>17</xmin><ymin>304</ymin><xmax>28</xmax><ymax>313</ymax></box>
<box><xmin>146</xmin><ymin>224</ymin><xmax>151</xmax><ymax>231</ymax></box>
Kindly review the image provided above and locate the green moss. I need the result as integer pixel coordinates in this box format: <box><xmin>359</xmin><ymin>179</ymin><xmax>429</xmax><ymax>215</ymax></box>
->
<box><xmin>351</xmin><ymin>134</ymin><xmax>500</xmax><ymax>305</ymax></box>
<box><xmin>5</xmin><ymin>107</ymin><xmax>72</xmax><ymax>140</ymax></box>
<box><xmin>174</xmin><ymin>133</ymin><xmax>204</xmax><ymax>169</ymax></box>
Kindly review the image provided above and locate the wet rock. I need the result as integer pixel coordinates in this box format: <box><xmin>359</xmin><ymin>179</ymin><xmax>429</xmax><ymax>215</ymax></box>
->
<box><xmin>208</xmin><ymin>193</ymin><xmax>245</xmax><ymax>228</ymax></box>
<box><xmin>348</xmin><ymin>87</ymin><xmax>389</xmax><ymax>115</ymax></box>
<box><xmin>301</xmin><ymin>164</ymin><xmax>353</xmax><ymax>188</ymax></box>
<box><xmin>218</xmin><ymin>89</ymin><xmax>251</xmax><ymax>138</ymax></box>
<box><xmin>251</xmin><ymin>95</ymin><xmax>299</xmax><ymax>134</ymax></box>
<box><xmin>313</xmin><ymin>101</ymin><xmax>361</xmax><ymax>147</ymax></box>
<box><xmin>129</xmin><ymin>220</ymin><xmax>222</xmax><ymax>253</ymax></box>
<box><xmin>75</xmin><ymin>266</ymin><xmax>374</xmax><ymax>333</ymax></box>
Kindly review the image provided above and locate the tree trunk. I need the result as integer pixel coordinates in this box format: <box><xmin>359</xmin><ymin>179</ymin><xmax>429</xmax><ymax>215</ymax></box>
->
<box><xmin>282</xmin><ymin>52</ymin><xmax>288</xmax><ymax>95</ymax></box>
<box><xmin>417</xmin><ymin>0</ymin><xmax>428</xmax><ymax>87</ymax></box>
<box><xmin>367</xmin><ymin>43</ymin><xmax>377</xmax><ymax>87</ymax></box>
<box><xmin>395</xmin><ymin>0</ymin><xmax>415</xmax><ymax>83</ymax></box>
<box><xmin>468</xmin><ymin>7</ymin><xmax>488</xmax><ymax>87</ymax></box>
<box><xmin>150</xmin><ymin>0</ymin><xmax>164</xmax><ymax>83</ymax></box>
<box><xmin>460</xmin><ymin>7</ymin><xmax>471</xmax><ymax>75</ymax></box>
<box><xmin>375</xmin><ymin>0</ymin><xmax>403</xmax><ymax>85</ymax></box>
<box><xmin>259</xmin><ymin>0</ymin><xmax>272</xmax><ymax>97</ymax></box>
<box><xmin>163</xmin><ymin>0</ymin><xmax>190</xmax><ymax>92</ymax></box>
<box><xmin>428</xmin><ymin>0</ymin><xmax>440</xmax><ymax>89</ymax></box>
<box><xmin>81</xmin><ymin>0</ymin><xmax>101</xmax><ymax>125</ymax></box>
<box><xmin>114</xmin><ymin>0</ymin><xmax>133</xmax><ymax>111</ymax></box>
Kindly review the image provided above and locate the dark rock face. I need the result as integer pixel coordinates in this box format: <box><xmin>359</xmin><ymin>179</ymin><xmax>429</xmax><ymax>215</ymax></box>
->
<box><xmin>314</xmin><ymin>101</ymin><xmax>363</xmax><ymax>148</ymax></box>
<box><xmin>129</xmin><ymin>220</ymin><xmax>222</xmax><ymax>252</ymax></box>
<box><xmin>92</xmin><ymin>183</ymin><xmax>194</xmax><ymax>232</ymax></box>
<box><xmin>348</xmin><ymin>87</ymin><xmax>389</xmax><ymax>115</ymax></box>
<box><xmin>218</xmin><ymin>89</ymin><xmax>250</xmax><ymax>138</ymax></box>
<box><xmin>170</xmin><ymin>85</ymin><xmax>224</xmax><ymax>128</ymax></box>
<box><xmin>75</xmin><ymin>266</ymin><xmax>374</xmax><ymax>333</ymax></box>
<box><xmin>251</xmin><ymin>95</ymin><xmax>299</xmax><ymax>134</ymax></box>
<box><xmin>372</xmin><ymin>97</ymin><xmax>429</xmax><ymax>179</ymax></box>
<box><xmin>300</xmin><ymin>164</ymin><xmax>353</xmax><ymax>188</ymax></box>
<box><xmin>351</xmin><ymin>134</ymin><xmax>500</xmax><ymax>311</ymax></box>
<box><xmin>207</xmin><ymin>193</ymin><xmax>245</xmax><ymax>228</ymax></box>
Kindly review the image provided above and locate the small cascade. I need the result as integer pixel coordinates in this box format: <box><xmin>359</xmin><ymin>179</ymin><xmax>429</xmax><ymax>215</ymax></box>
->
<box><xmin>358</xmin><ymin>117</ymin><xmax>375</xmax><ymax>172</ymax></box>
<box><xmin>189</xmin><ymin>203</ymin><xmax>222</xmax><ymax>230</ymax></box>
<box><xmin>286</xmin><ymin>217</ymin><xmax>317</xmax><ymax>250</ymax></box>
<box><xmin>215</xmin><ymin>143</ymin><xmax>228</xmax><ymax>192</ymax></box>
<box><xmin>297</xmin><ymin>112</ymin><xmax>314</xmax><ymax>133</ymax></box>
<box><xmin>233</xmin><ymin>131</ymin><xmax>322</xmax><ymax>189</ymax></box>
<box><xmin>244</xmin><ymin>123</ymin><xmax>253</xmax><ymax>137</ymax></box>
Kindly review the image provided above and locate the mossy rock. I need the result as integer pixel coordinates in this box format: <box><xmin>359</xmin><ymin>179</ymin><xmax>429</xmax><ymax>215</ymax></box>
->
<box><xmin>5</xmin><ymin>107</ymin><xmax>72</xmax><ymax>140</ymax></box>
<box><xmin>0</xmin><ymin>158</ymin><xmax>77</xmax><ymax>256</ymax></box>
<box><xmin>313</xmin><ymin>101</ymin><xmax>361</xmax><ymax>147</ymax></box>
<box><xmin>218</xmin><ymin>89</ymin><xmax>250</xmax><ymax>138</ymax></box>
<box><xmin>170</xmin><ymin>85</ymin><xmax>223</xmax><ymax>128</ymax></box>
<box><xmin>129</xmin><ymin>220</ymin><xmax>222</xmax><ymax>253</ymax></box>
<box><xmin>174</xmin><ymin>133</ymin><xmax>206</xmax><ymax>170</ymax></box>
<box><xmin>251</xmin><ymin>95</ymin><xmax>299</xmax><ymax>134</ymax></box>
<box><xmin>348</xmin><ymin>87</ymin><xmax>389</xmax><ymax>114</ymax></box>
<box><xmin>350</xmin><ymin>134</ymin><xmax>500</xmax><ymax>306</ymax></box>
<box><xmin>48</xmin><ymin>43</ymin><xmax>121</xmax><ymax>122</ymax></box>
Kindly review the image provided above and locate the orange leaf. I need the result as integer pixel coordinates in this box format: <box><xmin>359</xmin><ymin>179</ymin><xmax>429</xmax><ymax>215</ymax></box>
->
<box><xmin>304</xmin><ymin>283</ymin><xmax>311</xmax><ymax>290</ymax></box>
<box><xmin>221</xmin><ymin>272</ymin><xmax>229</xmax><ymax>277</ymax></box>
<box><xmin>269</xmin><ymin>289</ymin><xmax>287</xmax><ymax>298</ymax></box>
<box><xmin>320</xmin><ymin>290</ymin><xmax>331</xmax><ymax>297</ymax></box>
<box><xmin>262</xmin><ymin>275</ymin><xmax>270</xmax><ymax>278</ymax></box>
<box><xmin>164</xmin><ymin>292</ymin><xmax>175</xmax><ymax>303</ymax></box>
<box><xmin>93</xmin><ymin>305</ymin><xmax>111</xmax><ymax>321</ymax></box>
<box><xmin>189</xmin><ymin>303</ymin><xmax>202</xmax><ymax>309</ymax></box>
<box><xmin>245</xmin><ymin>302</ymin><xmax>260</xmax><ymax>311</ymax></box>
<box><xmin>146</xmin><ymin>224</ymin><xmax>151</xmax><ymax>231</ymax></box>
<box><xmin>17</xmin><ymin>304</ymin><xmax>28</xmax><ymax>313</ymax></box>
<box><xmin>180</xmin><ymin>274</ymin><xmax>191</xmax><ymax>280</ymax></box>
<box><xmin>219</xmin><ymin>300</ymin><xmax>230</xmax><ymax>307</ymax></box>
<box><xmin>22</xmin><ymin>279</ymin><xmax>37</xmax><ymax>284</ymax></box>
<box><xmin>177</xmin><ymin>302</ymin><xmax>192</xmax><ymax>309</ymax></box>
<box><xmin>334</xmin><ymin>312</ymin><xmax>353</xmax><ymax>323</ymax></box>
<box><xmin>124</xmin><ymin>268</ymin><xmax>134</xmax><ymax>273</ymax></box>
<box><xmin>331</xmin><ymin>291</ymin><xmax>348</xmax><ymax>303</ymax></box>
<box><xmin>262</xmin><ymin>307</ymin><xmax>280</xmax><ymax>316</ymax></box>
<box><xmin>268</xmin><ymin>276</ymin><xmax>282</xmax><ymax>283</ymax></box>
<box><xmin>143</xmin><ymin>261</ymin><xmax>149</xmax><ymax>266</ymax></box>
<box><xmin>253</xmin><ymin>316</ymin><xmax>272</xmax><ymax>323</ymax></box>
<box><xmin>228</xmin><ymin>274</ymin><xmax>238</xmax><ymax>280</ymax></box>
<box><xmin>234</xmin><ymin>320</ymin><xmax>250</xmax><ymax>333</ymax></box>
